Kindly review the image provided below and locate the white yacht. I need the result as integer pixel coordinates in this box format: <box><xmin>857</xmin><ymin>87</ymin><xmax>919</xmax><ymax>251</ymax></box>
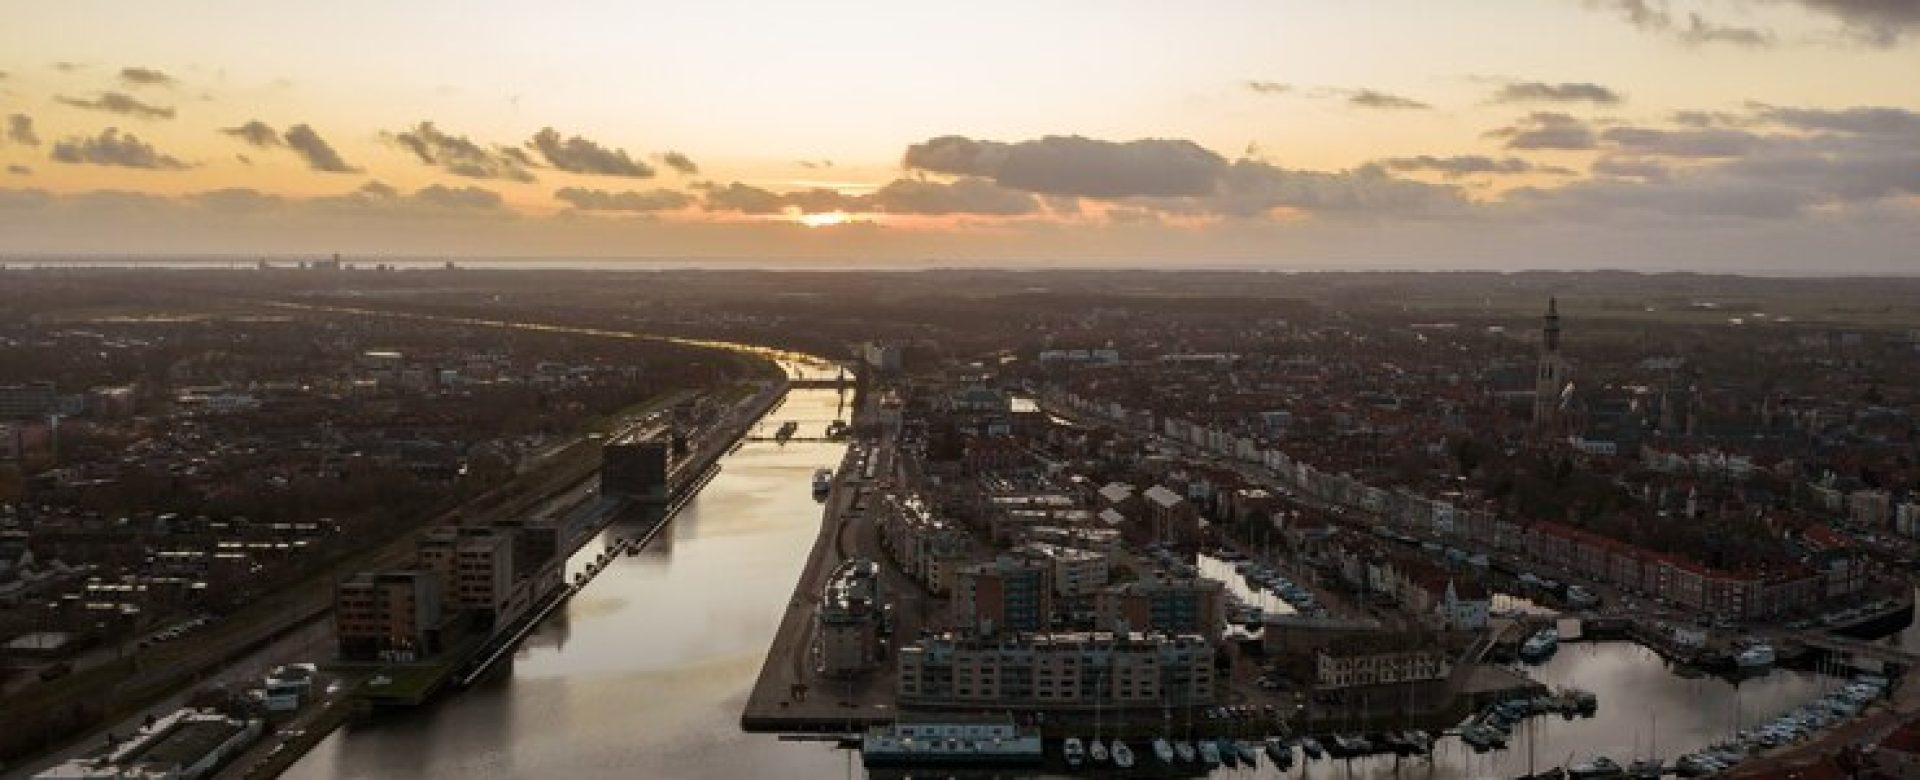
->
<box><xmin>1737</xmin><ymin>644</ymin><xmax>1776</xmax><ymax>669</ymax></box>
<box><xmin>1062</xmin><ymin>737</ymin><xmax>1086</xmax><ymax>768</ymax></box>
<box><xmin>1112</xmin><ymin>741</ymin><xmax>1136</xmax><ymax>769</ymax></box>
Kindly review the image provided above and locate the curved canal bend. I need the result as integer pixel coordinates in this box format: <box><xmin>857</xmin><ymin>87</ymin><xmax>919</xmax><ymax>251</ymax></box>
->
<box><xmin>277</xmin><ymin>315</ymin><xmax>1849</xmax><ymax>779</ymax></box>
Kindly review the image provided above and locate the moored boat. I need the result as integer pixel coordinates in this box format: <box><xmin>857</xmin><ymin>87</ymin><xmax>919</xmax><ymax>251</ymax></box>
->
<box><xmin>1520</xmin><ymin>627</ymin><xmax>1560</xmax><ymax>663</ymax></box>
<box><xmin>1568</xmin><ymin>756</ymin><xmax>1625</xmax><ymax>778</ymax></box>
<box><xmin>1089</xmin><ymin>738</ymin><xmax>1110</xmax><ymax>764</ymax></box>
<box><xmin>1198</xmin><ymin>740</ymin><xmax>1222</xmax><ymax>767</ymax></box>
<box><xmin>1063</xmin><ymin>737</ymin><xmax>1085</xmax><ymax>768</ymax></box>
<box><xmin>1152</xmin><ymin>737</ymin><xmax>1174</xmax><ymax>764</ymax></box>
<box><xmin>1266</xmin><ymin>736</ymin><xmax>1293</xmax><ymax>765</ymax></box>
<box><xmin>860</xmin><ymin>715</ymin><xmax>1044</xmax><ymax>767</ymax></box>
<box><xmin>1112</xmin><ymin>741</ymin><xmax>1136</xmax><ymax>769</ymax></box>
<box><xmin>1217</xmin><ymin>738</ymin><xmax>1241</xmax><ymax>767</ymax></box>
<box><xmin>1175</xmin><ymin>740</ymin><xmax>1197</xmax><ymax>763</ymax></box>
<box><xmin>1737</xmin><ymin>643</ymin><xmax>1776</xmax><ymax>669</ymax></box>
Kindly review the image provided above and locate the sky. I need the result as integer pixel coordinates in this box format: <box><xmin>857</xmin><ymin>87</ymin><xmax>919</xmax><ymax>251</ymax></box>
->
<box><xmin>1</xmin><ymin>0</ymin><xmax>1917</xmax><ymax>271</ymax></box>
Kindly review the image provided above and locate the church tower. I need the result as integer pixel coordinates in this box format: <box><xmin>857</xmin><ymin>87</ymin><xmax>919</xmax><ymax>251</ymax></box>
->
<box><xmin>1533</xmin><ymin>297</ymin><xmax>1568</xmax><ymax>428</ymax></box>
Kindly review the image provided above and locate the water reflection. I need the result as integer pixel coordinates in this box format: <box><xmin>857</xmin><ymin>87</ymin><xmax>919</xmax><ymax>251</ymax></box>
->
<box><xmin>283</xmin><ymin>385</ymin><xmax>857</xmax><ymax>780</ymax></box>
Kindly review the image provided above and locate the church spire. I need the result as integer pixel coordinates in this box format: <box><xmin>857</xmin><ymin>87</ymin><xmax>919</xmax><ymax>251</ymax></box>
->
<box><xmin>1543</xmin><ymin>296</ymin><xmax>1562</xmax><ymax>353</ymax></box>
<box><xmin>1534</xmin><ymin>296</ymin><xmax>1568</xmax><ymax>429</ymax></box>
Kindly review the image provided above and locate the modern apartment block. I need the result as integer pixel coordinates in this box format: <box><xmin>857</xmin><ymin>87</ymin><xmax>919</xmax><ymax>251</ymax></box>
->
<box><xmin>334</xmin><ymin>570</ymin><xmax>444</xmax><ymax>661</ymax></box>
<box><xmin>951</xmin><ymin>555</ymin><xmax>1055</xmax><ymax>636</ymax></box>
<box><xmin>818</xmin><ymin>558</ymin><xmax>887</xmax><ymax>677</ymax></box>
<box><xmin>1093</xmin><ymin>575</ymin><xmax>1226</xmax><ymax>640</ymax></box>
<box><xmin>897</xmin><ymin>631</ymin><xmax>1215</xmax><ymax>709</ymax></box>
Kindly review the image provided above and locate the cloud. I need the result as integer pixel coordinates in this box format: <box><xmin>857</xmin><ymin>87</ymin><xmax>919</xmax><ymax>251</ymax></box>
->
<box><xmin>867</xmin><ymin>177</ymin><xmax>1040</xmax><ymax>216</ymax></box>
<box><xmin>411</xmin><ymin>184</ymin><xmax>505</xmax><ymax>210</ymax></box>
<box><xmin>695</xmin><ymin>177</ymin><xmax>1043</xmax><ymax>217</ymax></box>
<box><xmin>1671</xmin><ymin>110</ymin><xmax>1750</xmax><ymax>128</ymax></box>
<box><xmin>220</xmin><ymin>121</ymin><xmax>359</xmax><ymax>172</ymax></box>
<box><xmin>1379</xmin><ymin>155</ymin><xmax>1566</xmax><ymax>178</ymax></box>
<box><xmin>222</xmin><ymin>120</ymin><xmax>282</xmax><ymax>147</ymax></box>
<box><xmin>904</xmin><ymin>135</ymin><xmax>1227</xmax><ymax>198</ymax></box>
<box><xmin>1492</xmin><ymin>81</ymin><xmax>1622</xmax><ymax>105</ymax></box>
<box><xmin>283</xmin><ymin>124</ymin><xmax>359</xmax><ymax>173</ymax></box>
<box><xmin>1583</xmin><ymin>0</ymin><xmax>1775</xmax><ymax>46</ymax></box>
<box><xmin>1751</xmin><ymin>104</ymin><xmax>1920</xmax><ymax>136</ymax></box>
<box><xmin>6</xmin><ymin>165</ymin><xmax>30</xmax><ymax>176</ymax></box>
<box><xmin>56</xmin><ymin>91</ymin><xmax>176</xmax><ymax>120</ymax></box>
<box><xmin>1591</xmin><ymin>156</ymin><xmax>1672</xmax><ymax>181</ymax></box>
<box><xmin>191</xmin><ymin>187</ymin><xmax>284</xmax><ymax>213</ymax></box>
<box><xmin>119</xmin><ymin>67</ymin><xmax>175</xmax><ymax>88</ymax></box>
<box><xmin>659</xmin><ymin>151</ymin><xmax>699</xmax><ymax>175</ymax></box>
<box><xmin>1599</xmin><ymin>126</ymin><xmax>1763</xmax><ymax>157</ymax></box>
<box><xmin>902</xmin><ymin>133</ymin><xmax>1466</xmax><ymax>219</ymax></box>
<box><xmin>1348</xmin><ymin>89</ymin><xmax>1431</xmax><ymax>110</ymax></box>
<box><xmin>262</xmin><ymin>180</ymin><xmax>508</xmax><ymax>218</ymax></box>
<box><xmin>1197</xmin><ymin>160</ymin><xmax>1469</xmax><ymax>217</ymax></box>
<box><xmin>1486</xmin><ymin>112</ymin><xmax>1600</xmax><ymax>150</ymax></box>
<box><xmin>1788</xmin><ymin>0</ymin><xmax>1920</xmax><ymax>46</ymax></box>
<box><xmin>1245</xmin><ymin>80</ymin><xmax>1292</xmax><ymax>95</ymax></box>
<box><xmin>1510</xmin><ymin>101</ymin><xmax>1920</xmax><ymax>220</ymax></box>
<box><xmin>780</xmin><ymin>187</ymin><xmax>868</xmax><ymax>214</ymax></box>
<box><xmin>527</xmin><ymin>127</ymin><xmax>654</xmax><ymax>178</ymax></box>
<box><xmin>1681</xmin><ymin>12</ymin><xmax>1775</xmax><ymax>45</ymax></box>
<box><xmin>554</xmin><ymin>187</ymin><xmax>693</xmax><ymax>212</ymax></box>
<box><xmin>49</xmin><ymin>128</ymin><xmax>189</xmax><ymax>169</ymax></box>
<box><xmin>5</xmin><ymin>114</ymin><xmax>38</xmax><ymax>146</ymax></box>
<box><xmin>388</xmin><ymin>121</ymin><xmax>535</xmax><ymax>181</ymax></box>
<box><xmin>696</xmin><ymin>181</ymin><xmax>788</xmax><ymax>214</ymax></box>
<box><xmin>0</xmin><ymin>188</ymin><xmax>53</xmax><ymax>209</ymax></box>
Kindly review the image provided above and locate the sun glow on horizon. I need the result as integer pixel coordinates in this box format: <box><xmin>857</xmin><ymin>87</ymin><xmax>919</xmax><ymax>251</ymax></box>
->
<box><xmin>797</xmin><ymin>211</ymin><xmax>853</xmax><ymax>228</ymax></box>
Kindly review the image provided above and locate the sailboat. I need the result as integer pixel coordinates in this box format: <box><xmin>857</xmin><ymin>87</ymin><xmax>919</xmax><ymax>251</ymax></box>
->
<box><xmin>1063</xmin><ymin>737</ymin><xmax>1086</xmax><ymax>768</ymax></box>
<box><xmin>1090</xmin><ymin>671</ymin><xmax>1107</xmax><ymax>764</ymax></box>
<box><xmin>1153</xmin><ymin>737</ymin><xmax>1175</xmax><ymax>764</ymax></box>
<box><xmin>1175</xmin><ymin>702</ymin><xmax>1197</xmax><ymax>762</ymax></box>
<box><xmin>1112</xmin><ymin>740</ymin><xmax>1136</xmax><ymax>769</ymax></box>
<box><xmin>1198</xmin><ymin>739</ymin><xmax>1223</xmax><ymax>767</ymax></box>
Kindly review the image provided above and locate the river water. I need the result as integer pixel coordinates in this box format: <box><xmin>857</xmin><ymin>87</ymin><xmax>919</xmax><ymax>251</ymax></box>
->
<box><xmin>284</xmin><ymin>366</ymin><xmax>1848</xmax><ymax>780</ymax></box>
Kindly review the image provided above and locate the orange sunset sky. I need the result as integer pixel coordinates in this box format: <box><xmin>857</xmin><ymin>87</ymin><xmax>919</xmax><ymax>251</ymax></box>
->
<box><xmin>1</xmin><ymin>0</ymin><xmax>1917</xmax><ymax>270</ymax></box>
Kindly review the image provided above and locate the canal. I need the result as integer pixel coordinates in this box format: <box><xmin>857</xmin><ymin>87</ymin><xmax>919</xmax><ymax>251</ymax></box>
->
<box><xmin>284</xmin><ymin>369</ymin><xmax>863</xmax><ymax>780</ymax></box>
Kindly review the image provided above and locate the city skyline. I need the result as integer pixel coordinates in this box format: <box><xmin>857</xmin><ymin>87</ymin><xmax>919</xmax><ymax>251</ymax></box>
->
<box><xmin>2</xmin><ymin>0</ymin><xmax>1918</xmax><ymax>270</ymax></box>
